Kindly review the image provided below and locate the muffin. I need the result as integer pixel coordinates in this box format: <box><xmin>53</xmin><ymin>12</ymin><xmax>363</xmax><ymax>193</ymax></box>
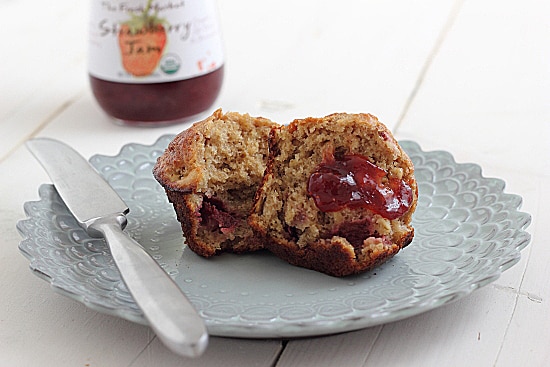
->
<box><xmin>153</xmin><ymin>109</ymin><xmax>278</xmax><ymax>257</ymax></box>
<box><xmin>248</xmin><ymin>113</ymin><xmax>417</xmax><ymax>276</ymax></box>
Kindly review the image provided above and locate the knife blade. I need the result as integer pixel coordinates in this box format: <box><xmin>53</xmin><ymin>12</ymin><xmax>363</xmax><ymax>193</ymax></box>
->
<box><xmin>26</xmin><ymin>137</ymin><xmax>208</xmax><ymax>357</ymax></box>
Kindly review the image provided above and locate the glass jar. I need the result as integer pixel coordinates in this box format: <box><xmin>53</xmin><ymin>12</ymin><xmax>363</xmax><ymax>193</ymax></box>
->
<box><xmin>88</xmin><ymin>0</ymin><xmax>224</xmax><ymax>126</ymax></box>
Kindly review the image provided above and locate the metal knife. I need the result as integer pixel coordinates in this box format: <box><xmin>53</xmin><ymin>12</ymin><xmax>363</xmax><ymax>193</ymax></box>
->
<box><xmin>26</xmin><ymin>138</ymin><xmax>208</xmax><ymax>358</ymax></box>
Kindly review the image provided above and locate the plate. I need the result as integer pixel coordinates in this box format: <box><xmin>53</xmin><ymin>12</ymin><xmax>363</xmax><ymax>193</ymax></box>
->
<box><xmin>17</xmin><ymin>136</ymin><xmax>531</xmax><ymax>338</ymax></box>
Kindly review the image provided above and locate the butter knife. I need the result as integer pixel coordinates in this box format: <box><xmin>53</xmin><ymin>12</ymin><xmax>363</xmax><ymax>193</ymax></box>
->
<box><xmin>26</xmin><ymin>138</ymin><xmax>208</xmax><ymax>357</ymax></box>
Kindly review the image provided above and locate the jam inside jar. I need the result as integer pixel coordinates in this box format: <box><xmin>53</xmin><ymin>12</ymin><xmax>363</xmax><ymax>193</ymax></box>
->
<box><xmin>90</xmin><ymin>66</ymin><xmax>224</xmax><ymax>126</ymax></box>
<box><xmin>307</xmin><ymin>149</ymin><xmax>413</xmax><ymax>219</ymax></box>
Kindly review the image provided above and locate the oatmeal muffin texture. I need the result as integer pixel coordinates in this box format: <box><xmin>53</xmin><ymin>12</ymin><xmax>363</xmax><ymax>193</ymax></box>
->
<box><xmin>153</xmin><ymin>109</ymin><xmax>278</xmax><ymax>257</ymax></box>
<box><xmin>248</xmin><ymin>113</ymin><xmax>418</xmax><ymax>276</ymax></box>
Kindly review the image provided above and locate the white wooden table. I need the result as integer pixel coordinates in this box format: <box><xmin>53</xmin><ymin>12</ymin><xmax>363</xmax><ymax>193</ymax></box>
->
<box><xmin>1</xmin><ymin>0</ymin><xmax>548</xmax><ymax>365</ymax></box>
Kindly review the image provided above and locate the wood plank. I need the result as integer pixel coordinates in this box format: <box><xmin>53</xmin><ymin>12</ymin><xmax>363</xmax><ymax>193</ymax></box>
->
<box><xmin>0</xmin><ymin>1</ymin><xmax>88</xmax><ymax>160</ymax></box>
<box><xmin>0</xmin><ymin>1</ymin><xmax>86</xmax><ymax>119</ymax></box>
<box><xmin>131</xmin><ymin>337</ymin><xmax>282</xmax><ymax>367</ymax></box>
<box><xmin>276</xmin><ymin>328</ymin><xmax>381</xmax><ymax>367</ymax></box>
<box><xmin>217</xmin><ymin>0</ymin><xmax>458</xmax><ymax>126</ymax></box>
<box><xmin>492</xmin><ymin>177</ymin><xmax>549</xmax><ymax>367</ymax></box>
<box><xmin>395</xmin><ymin>0</ymin><xmax>550</xmax><ymax>175</ymax></box>
<box><xmin>277</xmin><ymin>285</ymin><xmax>521</xmax><ymax>367</ymax></box>
<box><xmin>364</xmin><ymin>286</ymin><xmax>516</xmax><ymax>367</ymax></box>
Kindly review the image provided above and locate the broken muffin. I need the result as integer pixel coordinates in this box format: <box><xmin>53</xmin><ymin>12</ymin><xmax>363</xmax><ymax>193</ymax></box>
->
<box><xmin>153</xmin><ymin>109</ymin><xmax>278</xmax><ymax>257</ymax></box>
<box><xmin>248</xmin><ymin>113</ymin><xmax>418</xmax><ymax>276</ymax></box>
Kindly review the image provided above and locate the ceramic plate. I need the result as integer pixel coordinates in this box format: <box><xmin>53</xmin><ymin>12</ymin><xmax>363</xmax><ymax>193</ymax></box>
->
<box><xmin>17</xmin><ymin>136</ymin><xmax>531</xmax><ymax>338</ymax></box>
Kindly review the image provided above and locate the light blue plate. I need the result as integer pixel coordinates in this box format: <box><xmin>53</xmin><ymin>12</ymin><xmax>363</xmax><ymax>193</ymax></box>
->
<box><xmin>17</xmin><ymin>136</ymin><xmax>531</xmax><ymax>338</ymax></box>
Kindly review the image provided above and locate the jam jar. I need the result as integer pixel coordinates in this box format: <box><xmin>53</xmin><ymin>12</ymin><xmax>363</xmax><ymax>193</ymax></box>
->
<box><xmin>88</xmin><ymin>0</ymin><xmax>224</xmax><ymax>126</ymax></box>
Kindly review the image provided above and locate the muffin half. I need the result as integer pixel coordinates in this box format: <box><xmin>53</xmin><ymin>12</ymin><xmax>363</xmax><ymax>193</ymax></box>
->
<box><xmin>153</xmin><ymin>109</ymin><xmax>278</xmax><ymax>257</ymax></box>
<box><xmin>249</xmin><ymin>113</ymin><xmax>417</xmax><ymax>276</ymax></box>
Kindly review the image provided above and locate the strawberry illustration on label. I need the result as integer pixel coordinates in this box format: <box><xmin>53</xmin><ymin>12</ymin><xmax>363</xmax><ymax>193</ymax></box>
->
<box><xmin>118</xmin><ymin>0</ymin><xmax>168</xmax><ymax>77</ymax></box>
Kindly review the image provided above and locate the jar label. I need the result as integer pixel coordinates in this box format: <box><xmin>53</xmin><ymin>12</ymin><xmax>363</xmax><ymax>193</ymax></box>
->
<box><xmin>88</xmin><ymin>0</ymin><xmax>224</xmax><ymax>83</ymax></box>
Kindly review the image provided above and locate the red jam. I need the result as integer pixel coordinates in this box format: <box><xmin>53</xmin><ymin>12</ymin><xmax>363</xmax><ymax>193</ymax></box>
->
<box><xmin>307</xmin><ymin>150</ymin><xmax>413</xmax><ymax>219</ymax></box>
<box><xmin>89</xmin><ymin>66</ymin><xmax>224</xmax><ymax>125</ymax></box>
<box><xmin>200</xmin><ymin>196</ymin><xmax>238</xmax><ymax>235</ymax></box>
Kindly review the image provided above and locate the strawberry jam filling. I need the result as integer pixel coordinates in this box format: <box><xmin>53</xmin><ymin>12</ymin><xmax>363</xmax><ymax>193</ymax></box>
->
<box><xmin>200</xmin><ymin>197</ymin><xmax>238</xmax><ymax>234</ymax></box>
<box><xmin>307</xmin><ymin>150</ymin><xmax>413</xmax><ymax>219</ymax></box>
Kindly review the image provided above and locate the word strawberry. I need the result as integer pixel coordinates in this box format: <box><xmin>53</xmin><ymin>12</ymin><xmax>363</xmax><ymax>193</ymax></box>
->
<box><xmin>118</xmin><ymin>0</ymin><xmax>168</xmax><ymax>77</ymax></box>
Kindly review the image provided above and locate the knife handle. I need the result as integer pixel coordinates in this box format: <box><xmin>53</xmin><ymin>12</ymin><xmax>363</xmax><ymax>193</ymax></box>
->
<box><xmin>90</xmin><ymin>216</ymin><xmax>208</xmax><ymax>358</ymax></box>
